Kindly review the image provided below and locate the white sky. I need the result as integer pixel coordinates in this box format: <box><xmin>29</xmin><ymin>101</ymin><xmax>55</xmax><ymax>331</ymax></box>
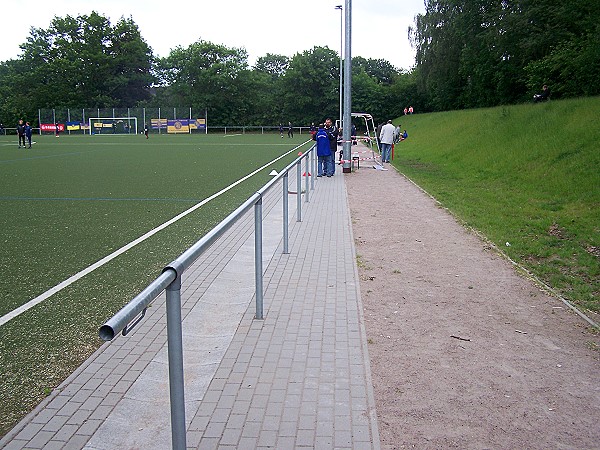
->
<box><xmin>0</xmin><ymin>0</ymin><xmax>425</xmax><ymax>71</ymax></box>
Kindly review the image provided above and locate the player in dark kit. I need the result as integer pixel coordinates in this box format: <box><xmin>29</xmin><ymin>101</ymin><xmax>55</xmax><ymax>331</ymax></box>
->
<box><xmin>16</xmin><ymin>119</ymin><xmax>26</xmax><ymax>148</ymax></box>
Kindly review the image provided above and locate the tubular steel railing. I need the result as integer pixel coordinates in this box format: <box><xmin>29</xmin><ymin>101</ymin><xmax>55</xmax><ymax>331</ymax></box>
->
<box><xmin>98</xmin><ymin>144</ymin><xmax>316</xmax><ymax>450</ymax></box>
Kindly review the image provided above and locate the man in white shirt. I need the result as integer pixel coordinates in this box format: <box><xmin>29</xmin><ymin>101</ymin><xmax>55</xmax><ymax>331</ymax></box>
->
<box><xmin>379</xmin><ymin>120</ymin><xmax>396</xmax><ymax>163</ymax></box>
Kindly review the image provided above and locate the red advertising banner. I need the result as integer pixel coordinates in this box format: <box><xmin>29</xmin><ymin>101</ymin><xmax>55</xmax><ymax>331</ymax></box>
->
<box><xmin>41</xmin><ymin>123</ymin><xmax>65</xmax><ymax>132</ymax></box>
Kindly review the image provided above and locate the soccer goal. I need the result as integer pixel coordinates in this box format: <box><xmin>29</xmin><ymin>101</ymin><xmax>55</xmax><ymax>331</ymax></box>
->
<box><xmin>88</xmin><ymin>117</ymin><xmax>138</xmax><ymax>135</ymax></box>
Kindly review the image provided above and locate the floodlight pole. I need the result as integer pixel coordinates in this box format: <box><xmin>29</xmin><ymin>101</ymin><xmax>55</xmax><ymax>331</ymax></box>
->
<box><xmin>342</xmin><ymin>0</ymin><xmax>352</xmax><ymax>173</ymax></box>
<box><xmin>335</xmin><ymin>5</ymin><xmax>343</xmax><ymax>130</ymax></box>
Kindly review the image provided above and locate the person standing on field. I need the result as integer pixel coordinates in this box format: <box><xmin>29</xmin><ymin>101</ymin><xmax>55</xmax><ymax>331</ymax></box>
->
<box><xmin>288</xmin><ymin>122</ymin><xmax>294</xmax><ymax>138</ymax></box>
<box><xmin>25</xmin><ymin>122</ymin><xmax>32</xmax><ymax>148</ymax></box>
<box><xmin>379</xmin><ymin>120</ymin><xmax>396</xmax><ymax>163</ymax></box>
<box><xmin>17</xmin><ymin>119</ymin><xmax>26</xmax><ymax>148</ymax></box>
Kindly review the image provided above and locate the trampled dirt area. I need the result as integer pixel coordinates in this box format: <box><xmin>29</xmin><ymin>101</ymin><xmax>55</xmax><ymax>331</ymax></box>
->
<box><xmin>345</xmin><ymin>161</ymin><xmax>600</xmax><ymax>449</ymax></box>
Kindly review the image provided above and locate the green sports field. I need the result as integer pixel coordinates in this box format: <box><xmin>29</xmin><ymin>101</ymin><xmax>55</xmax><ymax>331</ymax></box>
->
<box><xmin>0</xmin><ymin>132</ymin><xmax>311</xmax><ymax>435</ymax></box>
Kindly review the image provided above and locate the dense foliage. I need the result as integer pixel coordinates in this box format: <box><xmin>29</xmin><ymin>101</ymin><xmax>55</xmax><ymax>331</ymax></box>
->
<box><xmin>0</xmin><ymin>12</ymin><xmax>154</xmax><ymax>123</ymax></box>
<box><xmin>1</xmin><ymin>3</ymin><xmax>598</xmax><ymax>126</ymax></box>
<box><xmin>409</xmin><ymin>0</ymin><xmax>600</xmax><ymax>110</ymax></box>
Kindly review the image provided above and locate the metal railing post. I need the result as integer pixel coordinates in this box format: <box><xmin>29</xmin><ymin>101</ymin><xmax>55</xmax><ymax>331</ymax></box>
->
<box><xmin>283</xmin><ymin>172</ymin><xmax>289</xmax><ymax>254</ymax></box>
<box><xmin>254</xmin><ymin>196</ymin><xmax>264</xmax><ymax>319</ymax></box>
<box><xmin>165</xmin><ymin>274</ymin><xmax>186</xmax><ymax>450</ymax></box>
<box><xmin>305</xmin><ymin>155</ymin><xmax>310</xmax><ymax>203</ymax></box>
<box><xmin>296</xmin><ymin>162</ymin><xmax>302</xmax><ymax>222</ymax></box>
<box><xmin>311</xmin><ymin>150</ymin><xmax>315</xmax><ymax>191</ymax></box>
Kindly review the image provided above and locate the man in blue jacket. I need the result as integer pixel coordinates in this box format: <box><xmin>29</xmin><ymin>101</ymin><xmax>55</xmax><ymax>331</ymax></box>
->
<box><xmin>314</xmin><ymin>124</ymin><xmax>333</xmax><ymax>177</ymax></box>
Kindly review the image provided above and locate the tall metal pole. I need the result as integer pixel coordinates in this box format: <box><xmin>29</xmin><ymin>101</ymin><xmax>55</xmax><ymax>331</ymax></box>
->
<box><xmin>342</xmin><ymin>0</ymin><xmax>352</xmax><ymax>173</ymax></box>
<box><xmin>335</xmin><ymin>5</ymin><xmax>343</xmax><ymax>129</ymax></box>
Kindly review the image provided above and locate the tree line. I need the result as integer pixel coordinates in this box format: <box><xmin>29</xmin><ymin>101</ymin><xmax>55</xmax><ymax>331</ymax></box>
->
<box><xmin>0</xmin><ymin>11</ymin><xmax>415</xmax><ymax>128</ymax></box>
<box><xmin>1</xmin><ymin>3</ymin><xmax>597</xmax><ymax>128</ymax></box>
<box><xmin>409</xmin><ymin>0</ymin><xmax>600</xmax><ymax>110</ymax></box>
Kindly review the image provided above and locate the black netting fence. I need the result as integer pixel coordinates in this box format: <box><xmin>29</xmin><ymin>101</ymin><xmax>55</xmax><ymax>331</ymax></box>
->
<box><xmin>37</xmin><ymin>107</ymin><xmax>208</xmax><ymax>135</ymax></box>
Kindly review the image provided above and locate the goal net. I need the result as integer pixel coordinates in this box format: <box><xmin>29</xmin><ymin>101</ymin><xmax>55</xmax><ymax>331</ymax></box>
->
<box><xmin>88</xmin><ymin>117</ymin><xmax>138</xmax><ymax>135</ymax></box>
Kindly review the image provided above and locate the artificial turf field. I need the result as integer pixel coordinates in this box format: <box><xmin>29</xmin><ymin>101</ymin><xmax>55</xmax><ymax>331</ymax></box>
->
<box><xmin>0</xmin><ymin>132</ymin><xmax>311</xmax><ymax>434</ymax></box>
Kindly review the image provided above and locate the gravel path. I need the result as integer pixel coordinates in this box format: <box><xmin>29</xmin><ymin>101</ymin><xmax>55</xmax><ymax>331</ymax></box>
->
<box><xmin>345</xmin><ymin>158</ymin><xmax>600</xmax><ymax>449</ymax></box>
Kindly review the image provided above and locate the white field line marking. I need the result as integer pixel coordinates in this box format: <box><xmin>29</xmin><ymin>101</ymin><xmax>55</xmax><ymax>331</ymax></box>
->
<box><xmin>0</xmin><ymin>142</ymin><xmax>309</xmax><ymax>327</ymax></box>
<box><xmin>222</xmin><ymin>134</ymin><xmax>242</xmax><ymax>137</ymax></box>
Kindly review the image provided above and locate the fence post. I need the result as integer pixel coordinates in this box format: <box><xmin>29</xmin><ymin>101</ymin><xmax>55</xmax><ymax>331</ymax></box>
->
<box><xmin>311</xmin><ymin>149</ymin><xmax>316</xmax><ymax>191</ymax></box>
<box><xmin>165</xmin><ymin>274</ymin><xmax>187</xmax><ymax>450</ymax></box>
<box><xmin>283</xmin><ymin>172</ymin><xmax>289</xmax><ymax>254</ymax></box>
<box><xmin>305</xmin><ymin>155</ymin><xmax>310</xmax><ymax>203</ymax></box>
<box><xmin>296</xmin><ymin>162</ymin><xmax>302</xmax><ymax>222</ymax></box>
<box><xmin>254</xmin><ymin>196</ymin><xmax>264</xmax><ymax>319</ymax></box>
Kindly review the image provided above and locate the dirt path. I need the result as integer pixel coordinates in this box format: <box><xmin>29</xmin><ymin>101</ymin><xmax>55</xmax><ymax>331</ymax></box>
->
<box><xmin>345</xmin><ymin>160</ymin><xmax>600</xmax><ymax>449</ymax></box>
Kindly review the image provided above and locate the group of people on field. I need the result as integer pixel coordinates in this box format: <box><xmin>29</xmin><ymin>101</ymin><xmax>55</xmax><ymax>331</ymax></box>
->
<box><xmin>16</xmin><ymin>119</ymin><xmax>33</xmax><ymax>148</ymax></box>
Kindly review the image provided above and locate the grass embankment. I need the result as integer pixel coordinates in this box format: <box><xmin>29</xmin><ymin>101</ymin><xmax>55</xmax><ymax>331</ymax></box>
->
<box><xmin>393</xmin><ymin>97</ymin><xmax>599</xmax><ymax>315</ymax></box>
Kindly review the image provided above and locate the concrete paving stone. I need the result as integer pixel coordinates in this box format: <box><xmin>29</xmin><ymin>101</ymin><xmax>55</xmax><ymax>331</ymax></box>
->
<box><xmin>335</xmin><ymin>414</ymin><xmax>352</xmax><ymax>431</ymax></box>
<box><xmin>42</xmin><ymin>414</ymin><xmax>70</xmax><ymax>432</ymax></box>
<box><xmin>189</xmin><ymin>414</ymin><xmax>210</xmax><ymax>432</ymax></box>
<box><xmin>64</xmin><ymin>409</ymin><xmax>91</xmax><ymax>426</ymax></box>
<box><xmin>353</xmin><ymin>424</ymin><xmax>373</xmax><ymax>442</ymax></box>
<box><xmin>314</xmin><ymin>435</ymin><xmax>335</xmax><ymax>448</ymax></box>
<box><xmin>27</xmin><ymin>430</ymin><xmax>55</xmax><ymax>448</ymax></box>
<box><xmin>79</xmin><ymin>395</ymin><xmax>104</xmax><ymax>412</ymax></box>
<box><xmin>30</xmin><ymin>408</ymin><xmax>58</xmax><ymax>424</ymax></box>
<box><xmin>240</xmin><ymin>421</ymin><xmax>261</xmax><ymax>439</ymax></box>
<box><xmin>353</xmin><ymin>441</ymin><xmax>376</xmax><ymax>450</ymax></box>
<box><xmin>13</xmin><ymin>422</ymin><xmax>44</xmax><ymax>442</ymax></box>
<box><xmin>209</xmin><ymin>407</ymin><xmax>231</xmax><ymax>424</ymax></box>
<box><xmin>264</xmin><ymin>401</ymin><xmax>284</xmax><ymax>417</ymax></box>
<box><xmin>296</xmin><ymin>428</ymin><xmax>316</xmax><ymax>446</ymax></box>
<box><xmin>234</xmin><ymin>386</ymin><xmax>254</xmax><ymax>402</ymax></box>
<box><xmin>256</xmin><ymin>429</ymin><xmax>277</xmax><ymax>447</ymax></box>
<box><xmin>275</xmin><ymin>436</ymin><xmax>296</xmax><ymax>449</ymax></box>
<box><xmin>220</xmin><ymin>426</ymin><xmax>242</xmax><ymax>446</ymax></box>
<box><xmin>230</xmin><ymin>399</ymin><xmax>251</xmax><ymax>416</ymax></box>
<box><xmin>94</xmin><ymin>391</ymin><xmax>121</xmax><ymax>407</ymax></box>
<box><xmin>335</xmin><ymin>429</ymin><xmax>353</xmax><ymax>447</ymax></box>
<box><xmin>52</xmin><ymin>423</ymin><xmax>79</xmax><ymax>442</ymax></box>
<box><xmin>88</xmin><ymin>405</ymin><xmax>113</xmax><ymax>421</ymax></box>
<box><xmin>1</xmin><ymin>440</ymin><xmax>30</xmax><ymax>450</ymax></box>
<box><xmin>75</xmin><ymin>418</ymin><xmax>102</xmax><ymax>436</ymax></box>
<box><xmin>316</xmin><ymin>420</ymin><xmax>334</xmax><ymax>436</ymax></box>
<box><xmin>196</xmin><ymin>437</ymin><xmax>220</xmax><ymax>450</ymax></box>
<box><xmin>118</xmin><ymin>368</ymin><xmax>142</xmax><ymax>383</ymax></box>
<box><xmin>39</xmin><ymin>440</ymin><xmax>66</xmax><ymax>450</ymax></box>
<box><xmin>61</xmin><ymin>433</ymin><xmax>93</xmax><ymax>449</ymax></box>
<box><xmin>200</xmin><ymin>389</ymin><xmax>221</xmax><ymax>404</ymax></box>
<box><xmin>202</xmin><ymin>421</ymin><xmax>226</xmax><ymax>439</ymax></box>
<box><xmin>185</xmin><ymin>430</ymin><xmax>203</xmax><ymax>448</ymax></box>
<box><xmin>81</xmin><ymin>362</ymin><xmax>104</xmax><ymax>376</ymax></box>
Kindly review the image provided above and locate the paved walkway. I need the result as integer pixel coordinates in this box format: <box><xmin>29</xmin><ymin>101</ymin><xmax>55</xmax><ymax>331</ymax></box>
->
<box><xmin>1</xmin><ymin>162</ymin><xmax>380</xmax><ymax>449</ymax></box>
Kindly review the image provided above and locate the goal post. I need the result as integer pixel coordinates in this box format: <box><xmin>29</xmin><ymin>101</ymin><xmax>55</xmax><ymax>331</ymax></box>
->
<box><xmin>88</xmin><ymin>117</ymin><xmax>138</xmax><ymax>135</ymax></box>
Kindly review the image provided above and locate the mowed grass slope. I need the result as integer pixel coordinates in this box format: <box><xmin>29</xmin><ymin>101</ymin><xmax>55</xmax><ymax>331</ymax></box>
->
<box><xmin>393</xmin><ymin>96</ymin><xmax>599</xmax><ymax>315</ymax></box>
<box><xmin>0</xmin><ymin>133</ymin><xmax>309</xmax><ymax>435</ymax></box>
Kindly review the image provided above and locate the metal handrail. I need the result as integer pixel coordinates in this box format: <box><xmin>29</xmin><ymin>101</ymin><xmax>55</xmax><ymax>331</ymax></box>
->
<box><xmin>98</xmin><ymin>143</ymin><xmax>316</xmax><ymax>449</ymax></box>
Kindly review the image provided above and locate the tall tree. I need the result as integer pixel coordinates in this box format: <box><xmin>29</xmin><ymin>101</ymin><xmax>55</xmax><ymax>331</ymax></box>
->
<box><xmin>280</xmin><ymin>46</ymin><xmax>339</xmax><ymax>124</ymax></box>
<box><xmin>14</xmin><ymin>12</ymin><xmax>154</xmax><ymax>110</ymax></box>
<box><xmin>156</xmin><ymin>40</ymin><xmax>249</xmax><ymax>125</ymax></box>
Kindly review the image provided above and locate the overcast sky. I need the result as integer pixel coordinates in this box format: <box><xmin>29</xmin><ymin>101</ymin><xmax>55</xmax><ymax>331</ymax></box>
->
<box><xmin>1</xmin><ymin>0</ymin><xmax>425</xmax><ymax>71</ymax></box>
